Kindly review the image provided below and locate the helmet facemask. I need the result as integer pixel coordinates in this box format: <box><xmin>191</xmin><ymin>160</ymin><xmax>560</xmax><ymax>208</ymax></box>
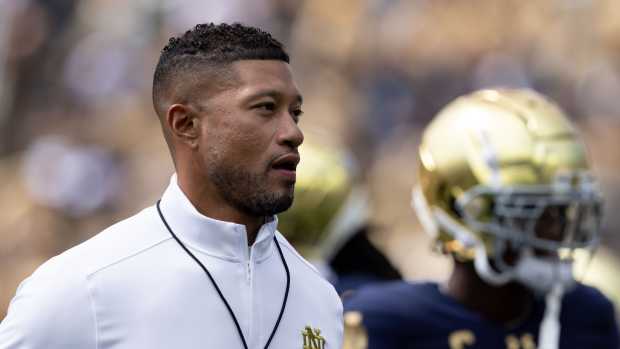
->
<box><xmin>455</xmin><ymin>172</ymin><xmax>602</xmax><ymax>293</ymax></box>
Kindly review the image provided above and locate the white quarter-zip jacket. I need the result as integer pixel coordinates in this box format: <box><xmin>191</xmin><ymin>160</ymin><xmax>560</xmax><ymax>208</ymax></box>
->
<box><xmin>0</xmin><ymin>176</ymin><xmax>344</xmax><ymax>349</ymax></box>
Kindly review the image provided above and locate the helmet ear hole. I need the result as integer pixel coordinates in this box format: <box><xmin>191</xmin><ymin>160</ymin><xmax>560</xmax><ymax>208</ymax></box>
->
<box><xmin>456</xmin><ymin>191</ymin><xmax>495</xmax><ymax>226</ymax></box>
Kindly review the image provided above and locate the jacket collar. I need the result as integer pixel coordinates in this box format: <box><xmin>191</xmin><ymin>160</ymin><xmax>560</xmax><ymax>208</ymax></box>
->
<box><xmin>158</xmin><ymin>175</ymin><xmax>277</xmax><ymax>262</ymax></box>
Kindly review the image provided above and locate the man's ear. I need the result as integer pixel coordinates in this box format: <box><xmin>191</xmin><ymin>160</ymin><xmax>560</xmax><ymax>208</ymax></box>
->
<box><xmin>166</xmin><ymin>103</ymin><xmax>201</xmax><ymax>148</ymax></box>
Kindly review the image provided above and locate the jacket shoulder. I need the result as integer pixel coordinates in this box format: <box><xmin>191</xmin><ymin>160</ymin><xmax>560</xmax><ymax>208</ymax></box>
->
<box><xmin>0</xmin><ymin>206</ymin><xmax>170</xmax><ymax>348</ymax></box>
<box><xmin>60</xmin><ymin>206</ymin><xmax>170</xmax><ymax>276</ymax></box>
<box><xmin>0</xmin><ymin>247</ymin><xmax>97</xmax><ymax>347</ymax></box>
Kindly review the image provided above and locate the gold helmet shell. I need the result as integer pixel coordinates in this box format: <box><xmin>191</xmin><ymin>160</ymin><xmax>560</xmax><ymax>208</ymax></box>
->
<box><xmin>278</xmin><ymin>142</ymin><xmax>368</xmax><ymax>259</ymax></box>
<box><xmin>413</xmin><ymin>88</ymin><xmax>602</xmax><ymax>261</ymax></box>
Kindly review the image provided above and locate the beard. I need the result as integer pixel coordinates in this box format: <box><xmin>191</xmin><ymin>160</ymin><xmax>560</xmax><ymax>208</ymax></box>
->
<box><xmin>207</xmin><ymin>158</ymin><xmax>295</xmax><ymax>217</ymax></box>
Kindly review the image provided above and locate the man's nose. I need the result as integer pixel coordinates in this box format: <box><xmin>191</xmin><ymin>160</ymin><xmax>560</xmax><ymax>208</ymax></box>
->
<box><xmin>277</xmin><ymin>113</ymin><xmax>304</xmax><ymax>148</ymax></box>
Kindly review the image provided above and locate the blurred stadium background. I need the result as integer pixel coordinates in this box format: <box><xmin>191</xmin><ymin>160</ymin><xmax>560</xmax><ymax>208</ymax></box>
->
<box><xmin>1</xmin><ymin>0</ymin><xmax>620</xmax><ymax>318</ymax></box>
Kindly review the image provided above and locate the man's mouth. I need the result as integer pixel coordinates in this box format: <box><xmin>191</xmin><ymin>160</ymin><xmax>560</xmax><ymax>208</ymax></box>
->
<box><xmin>270</xmin><ymin>153</ymin><xmax>300</xmax><ymax>181</ymax></box>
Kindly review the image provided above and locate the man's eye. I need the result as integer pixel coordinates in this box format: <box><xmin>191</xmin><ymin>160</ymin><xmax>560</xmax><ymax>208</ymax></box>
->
<box><xmin>291</xmin><ymin>110</ymin><xmax>303</xmax><ymax>123</ymax></box>
<box><xmin>254</xmin><ymin>102</ymin><xmax>276</xmax><ymax>112</ymax></box>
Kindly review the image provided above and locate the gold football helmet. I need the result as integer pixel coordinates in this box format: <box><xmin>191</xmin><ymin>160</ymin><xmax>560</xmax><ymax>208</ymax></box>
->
<box><xmin>278</xmin><ymin>142</ymin><xmax>368</xmax><ymax>260</ymax></box>
<box><xmin>412</xmin><ymin>88</ymin><xmax>602</xmax><ymax>291</ymax></box>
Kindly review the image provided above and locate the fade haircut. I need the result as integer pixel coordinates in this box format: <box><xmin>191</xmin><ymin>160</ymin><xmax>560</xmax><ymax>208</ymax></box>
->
<box><xmin>152</xmin><ymin>23</ymin><xmax>290</xmax><ymax>117</ymax></box>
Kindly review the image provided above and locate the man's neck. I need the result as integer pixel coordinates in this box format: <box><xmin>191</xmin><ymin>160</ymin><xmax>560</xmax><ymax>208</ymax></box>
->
<box><xmin>176</xmin><ymin>172</ymin><xmax>263</xmax><ymax>245</ymax></box>
<box><xmin>443</xmin><ymin>261</ymin><xmax>534</xmax><ymax>326</ymax></box>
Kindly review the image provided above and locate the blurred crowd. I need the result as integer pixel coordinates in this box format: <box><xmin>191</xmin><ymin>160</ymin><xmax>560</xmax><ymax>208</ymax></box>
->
<box><xmin>1</xmin><ymin>0</ymin><xmax>620</xmax><ymax>318</ymax></box>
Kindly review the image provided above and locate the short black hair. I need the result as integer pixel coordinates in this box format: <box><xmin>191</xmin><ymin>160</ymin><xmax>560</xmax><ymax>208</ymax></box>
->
<box><xmin>152</xmin><ymin>23</ymin><xmax>289</xmax><ymax>116</ymax></box>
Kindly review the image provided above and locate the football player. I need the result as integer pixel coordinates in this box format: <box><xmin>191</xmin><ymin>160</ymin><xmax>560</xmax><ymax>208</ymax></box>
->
<box><xmin>343</xmin><ymin>88</ymin><xmax>620</xmax><ymax>349</ymax></box>
<box><xmin>277</xmin><ymin>142</ymin><xmax>401</xmax><ymax>294</ymax></box>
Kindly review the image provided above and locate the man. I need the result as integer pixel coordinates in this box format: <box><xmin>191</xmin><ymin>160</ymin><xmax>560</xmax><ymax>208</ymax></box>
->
<box><xmin>0</xmin><ymin>23</ymin><xmax>343</xmax><ymax>349</ymax></box>
<box><xmin>343</xmin><ymin>88</ymin><xmax>619</xmax><ymax>349</ymax></box>
<box><xmin>277</xmin><ymin>142</ymin><xmax>401</xmax><ymax>295</ymax></box>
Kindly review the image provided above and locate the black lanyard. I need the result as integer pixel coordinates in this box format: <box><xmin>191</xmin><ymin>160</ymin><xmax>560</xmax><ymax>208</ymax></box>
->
<box><xmin>156</xmin><ymin>200</ymin><xmax>290</xmax><ymax>349</ymax></box>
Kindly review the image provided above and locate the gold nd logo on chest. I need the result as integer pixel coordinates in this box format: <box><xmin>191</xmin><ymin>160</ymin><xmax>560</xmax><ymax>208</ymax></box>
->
<box><xmin>302</xmin><ymin>326</ymin><xmax>326</xmax><ymax>349</ymax></box>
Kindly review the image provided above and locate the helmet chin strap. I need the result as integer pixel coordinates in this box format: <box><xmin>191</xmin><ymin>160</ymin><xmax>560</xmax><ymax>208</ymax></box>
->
<box><xmin>514</xmin><ymin>249</ymin><xmax>575</xmax><ymax>295</ymax></box>
<box><xmin>473</xmin><ymin>243</ymin><xmax>515</xmax><ymax>285</ymax></box>
<box><xmin>516</xmin><ymin>249</ymin><xmax>573</xmax><ymax>349</ymax></box>
<box><xmin>538</xmin><ymin>283</ymin><xmax>564</xmax><ymax>349</ymax></box>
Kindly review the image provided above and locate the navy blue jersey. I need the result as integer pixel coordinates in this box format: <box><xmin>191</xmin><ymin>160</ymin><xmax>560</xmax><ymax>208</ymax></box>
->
<box><xmin>334</xmin><ymin>273</ymin><xmax>388</xmax><ymax>295</ymax></box>
<box><xmin>344</xmin><ymin>281</ymin><xmax>619</xmax><ymax>349</ymax></box>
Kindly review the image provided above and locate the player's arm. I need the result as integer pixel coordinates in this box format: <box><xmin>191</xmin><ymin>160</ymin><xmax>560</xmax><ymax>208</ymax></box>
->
<box><xmin>0</xmin><ymin>258</ymin><xmax>96</xmax><ymax>348</ymax></box>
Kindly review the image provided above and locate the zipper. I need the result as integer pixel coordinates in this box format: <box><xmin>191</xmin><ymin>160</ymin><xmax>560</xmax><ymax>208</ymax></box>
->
<box><xmin>246</xmin><ymin>248</ymin><xmax>252</xmax><ymax>283</ymax></box>
<box><xmin>246</xmin><ymin>246</ymin><xmax>254</xmax><ymax>346</ymax></box>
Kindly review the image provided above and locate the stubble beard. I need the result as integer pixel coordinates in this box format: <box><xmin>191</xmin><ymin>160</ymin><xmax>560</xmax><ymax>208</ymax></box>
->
<box><xmin>208</xmin><ymin>159</ymin><xmax>295</xmax><ymax>217</ymax></box>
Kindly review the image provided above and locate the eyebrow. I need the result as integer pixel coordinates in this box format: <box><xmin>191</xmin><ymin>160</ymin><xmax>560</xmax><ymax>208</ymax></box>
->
<box><xmin>246</xmin><ymin>89</ymin><xmax>303</xmax><ymax>105</ymax></box>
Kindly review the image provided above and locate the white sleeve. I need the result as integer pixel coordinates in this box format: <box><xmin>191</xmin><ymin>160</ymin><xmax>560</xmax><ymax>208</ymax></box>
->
<box><xmin>0</xmin><ymin>258</ymin><xmax>97</xmax><ymax>348</ymax></box>
<box><xmin>332</xmin><ymin>286</ymin><xmax>345</xmax><ymax>349</ymax></box>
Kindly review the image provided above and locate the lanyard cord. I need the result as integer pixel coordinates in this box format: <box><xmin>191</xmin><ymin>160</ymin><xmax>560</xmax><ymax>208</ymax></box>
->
<box><xmin>156</xmin><ymin>200</ymin><xmax>291</xmax><ymax>349</ymax></box>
